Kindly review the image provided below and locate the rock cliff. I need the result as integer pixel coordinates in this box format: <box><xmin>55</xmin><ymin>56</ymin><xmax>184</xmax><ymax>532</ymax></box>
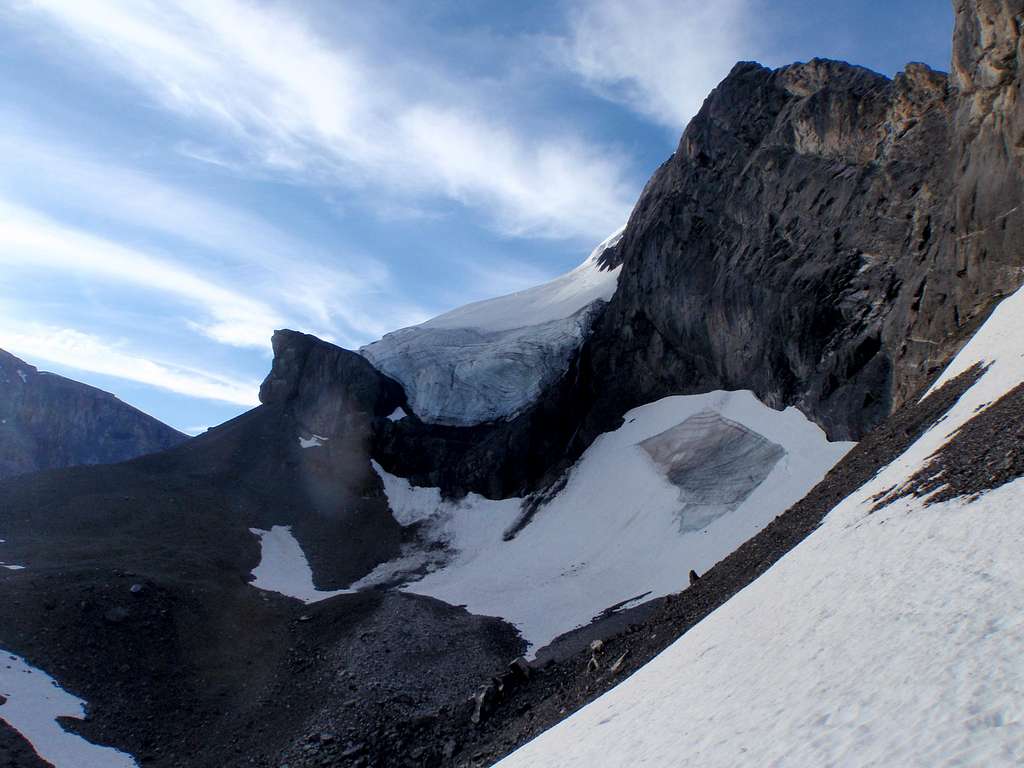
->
<box><xmin>581</xmin><ymin>0</ymin><xmax>1024</xmax><ymax>444</ymax></box>
<box><xmin>371</xmin><ymin>0</ymin><xmax>1024</xmax><ymax>501</ymax></box>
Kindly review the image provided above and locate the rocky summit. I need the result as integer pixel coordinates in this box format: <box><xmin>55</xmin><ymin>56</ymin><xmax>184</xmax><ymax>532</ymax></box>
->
<box><xmin>1</xmin><ymin>2</ymin><xmax>1023</xmax><ymax>768</ymax></box>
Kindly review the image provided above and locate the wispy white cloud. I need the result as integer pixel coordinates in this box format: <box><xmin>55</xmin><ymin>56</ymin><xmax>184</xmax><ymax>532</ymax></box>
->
<box><xmin>0</xmin><ymin>128</ymin><xmax>430</xmax><ymax>347</ymax></box>
<box><xmin>20</xmin><ymin>0</ymin><xmax>635</xmax><ymax>241</ymax></box>
<box><xmin>560</xmin><ymin>0</ymin><xmax>754</xmax><ymax>130</ymax></box>
<box><xmin>0</xmin><ymin>323</ymin><xmax>261</xmax><ymax>406</ymax></box>
<box><xmin>0</xmin><ymin>197</ymin><xmax>285</xmax><ymax>349</ymax></box>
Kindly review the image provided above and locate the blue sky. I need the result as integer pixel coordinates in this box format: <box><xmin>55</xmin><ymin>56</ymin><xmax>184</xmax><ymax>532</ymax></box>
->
<box><xmin>0</xmin><ymin>0</ymin><xmax>952</xmax><ymax>433</ymax></box>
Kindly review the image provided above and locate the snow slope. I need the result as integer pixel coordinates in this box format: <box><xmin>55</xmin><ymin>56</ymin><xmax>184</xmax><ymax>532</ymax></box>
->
<box><xmin>495</xmin><ymin>287</ymin><xmax>1024</xmax><ymax>767</ymax></box>
<box><xmin>360</xmin><ymin>227</ymin><xmax>624</xmax><ymax>426</ymax></box>
<box><xmin>0</xmin><ymin>649</ymin><xmax>139</xmax><ymax>767</ymax></box>
<box><xmin>374</xmin><ymin>390</ymin><xmax>852</xmax><ymax>652</ymax></box>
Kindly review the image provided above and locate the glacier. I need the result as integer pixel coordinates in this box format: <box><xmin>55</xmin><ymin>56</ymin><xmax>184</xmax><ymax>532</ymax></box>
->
<box><xmin>360</xmin><ymin>226</ymin><xmax>624</xmax><ymax>426</ymax></box>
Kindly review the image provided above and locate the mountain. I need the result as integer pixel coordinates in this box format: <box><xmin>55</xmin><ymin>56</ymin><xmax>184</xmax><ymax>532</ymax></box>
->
<box><xmin>1</xmin><ymin>2</ymin><xmax>1023</xmax><ymax>767</ymax></box>
<box><xmin>0</xmin><ymin>349</ymin><xmax>187</xmax><ymax>480</ymax></box>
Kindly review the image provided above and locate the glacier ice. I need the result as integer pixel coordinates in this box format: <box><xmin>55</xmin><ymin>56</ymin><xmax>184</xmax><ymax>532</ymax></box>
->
<box><xmin>360</xmin><ymin>227</ymin><xmax>624</xmax><ymax>426</ymax></box>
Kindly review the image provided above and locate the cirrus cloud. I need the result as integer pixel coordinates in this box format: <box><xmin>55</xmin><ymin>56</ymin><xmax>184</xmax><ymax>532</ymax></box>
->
<box><xmin>21</xmin><ymin>0</ymin><xmax>636</xmax><ymax>242</ymax></box>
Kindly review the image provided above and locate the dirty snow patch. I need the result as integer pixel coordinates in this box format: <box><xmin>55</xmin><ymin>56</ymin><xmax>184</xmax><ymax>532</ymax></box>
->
<box><xmin>0</xmin><ymin>650</ymin><xmax>139</xmax><ymax>767</ymax></box>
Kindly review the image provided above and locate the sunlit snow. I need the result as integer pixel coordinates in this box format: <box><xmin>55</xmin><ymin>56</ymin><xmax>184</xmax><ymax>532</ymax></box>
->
<box><xmin>495</xmin><ymin>285</ymin><xmax>1024</xmax><ymax>767</ymax></box>
<box><xmin>361</xmin><ymin>227</ymin><xmax>625</xmax><ymax>426</ymax></box>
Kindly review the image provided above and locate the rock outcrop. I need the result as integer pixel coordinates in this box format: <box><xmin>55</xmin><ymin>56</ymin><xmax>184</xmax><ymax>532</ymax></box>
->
<box><xmin>579</xmin><ymin>0</ymin><xmax>1024</xmax><ymax>444</ymax></box>
<box><xmin>0</xmin><ymin>349</ymin><xmax>187</xmax><ymax>480</ymax></box>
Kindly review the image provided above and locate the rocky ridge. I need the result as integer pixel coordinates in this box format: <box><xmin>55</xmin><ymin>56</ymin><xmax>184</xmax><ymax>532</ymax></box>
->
<box><xmin>0</xmin><ymin>349</ymin><xmax>187</xmax><ymax>481</ymax></box>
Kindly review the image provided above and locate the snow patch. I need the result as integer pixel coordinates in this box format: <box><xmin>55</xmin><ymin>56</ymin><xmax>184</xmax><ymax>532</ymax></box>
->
<box><xmin>360</xmin><ymin>226</ymin><xmax>625</xmax><ymax>426</ymax></box>
<box><xmin>375</xmin><ymin>390</ymin><xmax>852</xmax><ymax>651</ymax></box>
<box><xmin>496</xmin><ymin>482</ymin><xmax>1024</xmax><ymax>768</ymax></box>
<box><xmin>15</xmin><ymin>369</ymin><xmax>26</xmax><ymax>383</ymax></box>
<box><xmin>386</xmin><ymin>407</ymin><xmax>407</xmax><ymax>422</ymax></box>
<box><xmin>298</xmin><ymin>434</ymin><xmax>328</xmax><ymax>449</ymax></box>
<box><xmin>0</xmin><ymin>650</ymin><xmax>139</xmax><ymax>767</ymax></box>
<box><xmin>0</xmin><ymin>539</ymin><xmax>23</xmax><ymax>570</ymax></box>
<box><xmin>248</xmin><ymin>526</ymin><xmax>353</xmax><ymax>603</ymax></box>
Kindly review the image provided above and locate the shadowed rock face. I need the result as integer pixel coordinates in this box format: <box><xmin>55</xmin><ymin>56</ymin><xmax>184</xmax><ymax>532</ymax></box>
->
<box><xmin>0</xmin><ymin>349</ymin><xmax>187</xmax><ymax>480</ymax></box>
<box><xmin>639</xmin><ymin>411</ymin><xmax>786</xmax><ymax>533</ymax></box>
<box><xmin>582</xmin><ymin>1</ymin><xmax>1024</xmax><ymax>445</ymax></box>
<box><xmin>371</xmin><ymin>1</ymin><xmax>1024</xmax><ymax>500</ymax></box>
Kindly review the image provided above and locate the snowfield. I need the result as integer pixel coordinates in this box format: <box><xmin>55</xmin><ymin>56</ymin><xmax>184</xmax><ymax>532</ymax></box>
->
<box><xmin>0</xmin><ymin>650</ymin><xmax>139</xmax><ymax>767</ymax></box>
<box><xmin>495</xmin><ymin>287</ymin><xmax>1024</xmax><ymax>767</ymax></box>
<box><xmin>360</xmin><ymin>227</ymin><xmax>624</xmax><ymax>426</ymax></box>
<box><xmin>375</xmin><ymin>390</ymin><xmax>852</xmax><ymax>652</ymax></box>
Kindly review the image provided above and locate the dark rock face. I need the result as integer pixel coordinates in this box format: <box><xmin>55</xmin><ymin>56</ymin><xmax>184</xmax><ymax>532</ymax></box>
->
<box><xmin>580</xmin><ymin>1</ymin><xmax>1024</xmax><ymax>445</ymax></box>
<box><xmin>0</xmin><ymin>349</ymin><xmax>187</xmax><ymax>480</ymax></box>
<box><xmin>367</xmin><ymin>2</ymin><xmax>1024</xmax><ymax>503</ymax></box>
<box><xmin>373</xmin><ymin>2</ymin><xmax>1024</xmax><ymax>500</ymax></box>
<box><xmin>260</xmin><ymin>329</ymin><xmax>407</xmax><ymax>437</ymax></box>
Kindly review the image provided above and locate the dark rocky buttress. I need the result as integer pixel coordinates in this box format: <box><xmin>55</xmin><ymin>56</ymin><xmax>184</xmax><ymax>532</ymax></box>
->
<box><xmin>585</xmin><ymin>1</ymin><xmax>1024</xmax><ymax>444</ymax></box>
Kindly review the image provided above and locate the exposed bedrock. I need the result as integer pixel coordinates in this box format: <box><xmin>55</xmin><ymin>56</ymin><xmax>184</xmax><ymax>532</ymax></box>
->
<box><xmin>583</xmin><ymin>0</ymin><xmax>1024</xmax><ymax>445</ymax></box>
<box><xmin>297</xmin><ymin>1</ymin><xmax>1024</xmax><ymax>501</ymax></box>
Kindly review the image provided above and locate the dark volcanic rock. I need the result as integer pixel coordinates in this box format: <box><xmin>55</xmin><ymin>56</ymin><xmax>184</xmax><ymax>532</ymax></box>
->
<box><xmin>0</xmin><ymin>349</ymin><xmax>187</xmax><ymax>481</ymax></box>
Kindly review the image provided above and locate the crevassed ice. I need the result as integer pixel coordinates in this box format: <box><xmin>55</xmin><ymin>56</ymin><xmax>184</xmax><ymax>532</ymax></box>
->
<box><xmin>360</xmin><ymin>227</ymin><xmax>624</xmax><ymax>426</ymax></box>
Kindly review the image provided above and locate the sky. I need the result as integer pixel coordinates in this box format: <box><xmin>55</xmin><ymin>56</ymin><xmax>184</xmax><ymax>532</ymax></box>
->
<box><xmin>0</xmin><ymin>0</ymin><xmax>953</xmax><ymax>434</ymax></box>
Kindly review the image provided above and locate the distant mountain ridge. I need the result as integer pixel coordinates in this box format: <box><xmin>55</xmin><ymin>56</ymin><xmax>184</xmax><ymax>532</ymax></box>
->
<box><xmin>0</xmin><ymin>349</ymin><xmax>187</xmax><ymax>480</ymax></box>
